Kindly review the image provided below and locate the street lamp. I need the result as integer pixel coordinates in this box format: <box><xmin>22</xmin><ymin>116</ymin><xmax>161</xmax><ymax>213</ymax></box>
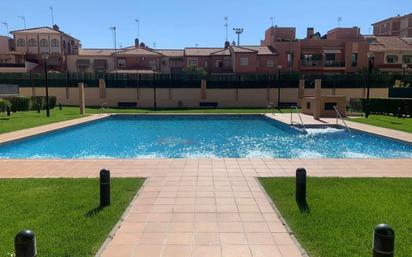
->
<box><xmin>152</xmin><ymin>68</ymin><xmax>157</xmax><ymax>110</ymax></box>
<box><xmin>42</xmin><ymin>53</ymin><xmax>50</xmax><ymax>117</ymax></box>
<box><xmin>401</xmin><ymin>63</ymin><xmax>408</xmax><ymax>85</ymax></box>
<box><xmin>233</xmin><ymin>28</ymin><xmax>244</xmax><ymax>46</ymax></box>
<box><xmin>365</xmin><ymin>52</ymin><xmax>375</xmax><ymax>118</ymax></box>
<box><xmin>277</xmin><ymin>65</ymin><xmax>282</xmax><ymax>109</ymax></box>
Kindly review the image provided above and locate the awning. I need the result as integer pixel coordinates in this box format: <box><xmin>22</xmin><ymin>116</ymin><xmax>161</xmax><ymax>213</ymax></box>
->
<box><xmin>323</xmin><ymin>49</ymin><xmax>342</xmax><ymax>54</ymax></box>
<box><xmin>93</xmin><ymin>59</ymin><xmax>107</xmax><ymax>69</ymax></box>
<box><xmin>76</xmin><ymin>59</ymin><xmax>90</xmax><ymax>67</ymax></box>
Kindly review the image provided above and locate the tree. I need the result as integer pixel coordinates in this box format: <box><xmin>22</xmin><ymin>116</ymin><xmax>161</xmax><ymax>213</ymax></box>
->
<box><xmin>182</xmin><ymin>64</ymin><xmax>208</xmax><ymax>78</ymax></box>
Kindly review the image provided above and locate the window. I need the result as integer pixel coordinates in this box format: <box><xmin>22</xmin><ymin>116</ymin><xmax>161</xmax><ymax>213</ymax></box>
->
<box><xmin>204</xmin><ymin>61</ymin><xmax>208</xmax><ymax>68</ymax></box>
<box><xmin>215</xmin><ymin>60</ymin><xmax>223</xmax><ymax>68</ymax></box>
<box><xmin>28</xmin><ymin>39</ymin><xmax>37</xmax><ymax>47</ymax></box>
<box><xmin>324</xmin><ymin>102</ymin><xmax>336</xmax><ymax>111</ymax></box>
<box><xmin>386</xmin><ymin>55</ymin><xmax>398</xmax><ymax>64</ymax></box>
<box><xmin>117</xmin><ymin>58</ymin><xmax>127</xmax><ymax>68</ymax></box>
<box><xmin>325</xmin><ymin>53</ymin><xmax>336</xmax><ymax>61</ymax></box>
<box><xmin>39</xmin><ymin>39</ymin><xmax>48</xmax><ymax>47</ymax></box>
<box><xmin>51</xmin><ymin>39</ymin><xmax>59</xmax><ymax>47</ymax></box>
<box><xmin>267</xmin><ymin>59</ymin><xmax>274</xmax><ymax>68</ymax></box>
<box><xmin>224</xmin><ymin>59</ymin><xmax>230</xmax><ymax>67</ymax></box>
<box><xmin>287</xmin><ymin>53</ymin><xmax>293</xmax><ymax>68</ymax></box>
<box><xmin>240</xmin><ymin>57</ymin><xmax>249</xmax><ymax>66</ymax></box>
<box><xmin>402</xmin><ymin>55</ymin><xmax>412</xmax><ymax>64</ymax></box>
<box><xmin>149</xmin><ymin>60</ymin><xmax>157</xmax><ymax>70</ymax></box>
<box><xmin>17</xmin><ymin>39</ymin><xmax>26</xmax><ymax>47</ymax></box>
<box><xmin>351</xmin><ymin>53</ymin><xmax>358</xmax><ymax>67</ymax></box>
<box><xmin>188</xmin><ymin>58</ymin><xmax>198</xmax><ymax>66</ymax></box>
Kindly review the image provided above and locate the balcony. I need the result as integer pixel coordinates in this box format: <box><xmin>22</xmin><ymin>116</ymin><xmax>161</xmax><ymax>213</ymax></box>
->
<box><xmin>301</xmin><ymin>60</ymin><xmax>322</xmax><ymax>67</ymax></box>
<box><xmin>324</xmin><ymin>60</ymin><xmax>345</xmax><ymax>67</ymax></box>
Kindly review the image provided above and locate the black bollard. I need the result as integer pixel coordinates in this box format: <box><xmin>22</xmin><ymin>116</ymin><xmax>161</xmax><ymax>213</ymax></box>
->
<box><xmin>6</xmin><ymin>105</ymin><xmax>10</xmax><ymax>116</ymax></box>
<box><xmin>37</xmin><ymin>105</ymin><xmax>40</xmax><ymax>113</ymax></box>
<box><xmin>59</xmin><ymin>103</ymin><xmax>62</xmax><ymax>110</ymax></box>
<box><xmin>15</xmin><ymin>230</ymin><xmax>37</xmax><ymax>257</ymax></box>
<box><xmin>373</xmin><ymin>224</ymin><xmax>395</xmax><ymax>257</ymax></box>
<box><xmin>100</xmin><ymin>169</ymin><xmax>111</xmax><ymax>207</ymax></box>
<box><xmin>295</xmin><ymin>168</ymin><xmax>307</xmax><ymax>204</ymax></box>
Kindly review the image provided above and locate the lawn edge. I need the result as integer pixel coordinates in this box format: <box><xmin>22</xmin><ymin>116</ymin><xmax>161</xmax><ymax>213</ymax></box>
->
<box><xmin>256</xmin><ymin>177</ymin><xmax>310</xmax><ymax>257</ymax></box>
<box><xmin>94</xmin><ymin>177</ymin><xmax>148</xmax><ymax>257</ymax></box>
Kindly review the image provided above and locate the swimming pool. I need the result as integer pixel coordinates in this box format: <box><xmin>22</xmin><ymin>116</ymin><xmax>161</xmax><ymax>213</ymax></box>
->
<box><xmin>1</xmin><ymin>115</ymin><xmax>412</xmax><ymax>159</ymax></box>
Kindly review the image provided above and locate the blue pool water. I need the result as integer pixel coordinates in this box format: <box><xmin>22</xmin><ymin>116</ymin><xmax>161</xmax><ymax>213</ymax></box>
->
<box><xmin>1</xmin><ymin>115</ymin><xmax>412</xmax><ymax>159</ymax></box>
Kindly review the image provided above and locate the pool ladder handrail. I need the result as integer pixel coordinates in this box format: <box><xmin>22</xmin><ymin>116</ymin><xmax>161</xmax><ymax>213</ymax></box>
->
<box><xmin>100</xmin><ymin>102</ymin><xmax>111</xmax><ymax>116</ymax></box>
<box><xmin>290</xmin><ymin>106</ymin><xmax>307</xmax><ymax>133</ymax></box>
<box><xmin>333</xmin><ymin>106</ymin><xmax>350</xmax><ymax>132</ymax></box>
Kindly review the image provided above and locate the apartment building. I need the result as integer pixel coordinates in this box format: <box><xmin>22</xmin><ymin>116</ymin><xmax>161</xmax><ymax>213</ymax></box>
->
<box><xmin>10</xmin><ymin>25</ymin><xmax>81</xmax><ymax>71</ymax></box>
<box><xmin>373</xmin><ymin>13</ymin><xmax>412</xmax><ymax>37</ymax></box>
<box><xmin>261</xmin><ymin>26</ymin><xmax>369</xmax><ymax>74</ymax></box>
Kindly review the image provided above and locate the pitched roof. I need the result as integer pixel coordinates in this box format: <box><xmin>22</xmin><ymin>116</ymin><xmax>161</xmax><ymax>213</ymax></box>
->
<box><xmin>368</xmin><ymin>36</ymin><xmax>412</xmax><ymax>51</ymax></box>
<box><xmin>210</xmin><ymin>48</ymin><xmax>231</xmax><ymax>56</ymax></box>
<box><xmin>241</xmin><ymin>46</ymin><xmax>277</xmax><ymax>55</ymax></box>
<box><xmin>114</xmin><ymin>47</ymin><xmax>161</xmax><ymax>56</ymax></box>
<box><xmin>184</xmin><ymin>48</ymin><xmax>223</xmax><ymax>56</ymax></box>
<box><xmin>231</xmin><ymin>46</ymin><xmax>258</xmax><ymax>53</ymax></box>
<box><xmin>78</xmin><ymin>48</ymin><xmax>115</xmax><ymax>56</ymax></box>
<box><xmin>10</xmin><ymin>26</ymin><xmax>80</xmax><ymax>41</ymax></box>
<box><xmin>155</xmin><ymin>49</ymin><xmax>184</xmax><ymax>57</ymax></box>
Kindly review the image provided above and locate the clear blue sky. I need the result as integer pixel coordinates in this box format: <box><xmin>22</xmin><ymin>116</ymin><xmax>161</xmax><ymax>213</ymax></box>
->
<box><xmin>0</xmin><ymin>0</ymin><xmax>410</xmax><ymax>49</ymax></box>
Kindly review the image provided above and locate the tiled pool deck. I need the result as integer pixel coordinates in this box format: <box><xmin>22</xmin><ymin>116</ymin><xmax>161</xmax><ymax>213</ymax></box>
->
<box><xmin>0</xmin><ymin>113</ymin><xmax>411</xmax><ymax>257</ymax></box>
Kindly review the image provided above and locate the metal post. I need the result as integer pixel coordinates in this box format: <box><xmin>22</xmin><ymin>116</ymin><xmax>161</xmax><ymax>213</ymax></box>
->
<box><xmin>44</xmin><ymin>60</ymin><xmax>50</xmax><ymax>117</ymax></box>
<box><xmin>295</xmin><ymin>168</ymin><xmax>307</xmax><ymax>204</ymax></box>
<box><xmin>15</xmin><ymin>230</ymin><xmax>37</xmax><ymax>257</ymax></box>
<box><xmin>153</xmin><ymin>72</ymin><xmax>157</xmax><ymax>109</ymax></box>
<box><xmin>59</xmin><ymin>103</ymin><xmax>62</xmax><ymax>110</ymax></box>
<box><xmin>100</xmin><ymin>169</ymin><xmax>111</xmax><ymax>207</ymax></box>
<box><xmin>278</xmin><ymin>69</ymin><xmax>281</xmax><ymax>109</ymax></box>
<box><xmin>6</xmin><ymin>105</ymin><xmax>10</xmax><ymax>116</ymax></box>
<box><xmin>366</xmin><ymin>54</ymin><xmax>374</xmax><ymax>118</ymax></box>
<box><xmin>373</xmin><ymin>224</ymin><xmax>394</xmax><ymax>257</ymax></box>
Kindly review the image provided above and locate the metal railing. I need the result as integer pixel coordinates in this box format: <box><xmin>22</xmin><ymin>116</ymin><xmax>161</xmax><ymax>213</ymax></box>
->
<box><xmin>99</xmin><ymin>102</ymin><xmax>111</xmax><ymax>116</ymax></box>
<box><xmin>334</xmin><ymin>105</ymin><xmax>350</xmax><ymax>132</ymax></box>
<box><xmin>290</xmin><ymin>106</ymin><xmax>307</xmax><ymax>133</ymax></box>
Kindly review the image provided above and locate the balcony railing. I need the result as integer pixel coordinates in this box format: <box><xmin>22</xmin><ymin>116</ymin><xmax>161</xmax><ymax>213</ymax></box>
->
<box><xmin>300</xmin><ymin>60</ymin><xmax>322</xmax><ymax>67</ymax></box>
<box><xmin>324</xmin><ymin>60</ymin><xmax>346</xmax><ymax>67</ymax></box>
<box><xmin>0</xmin><ymin>63</ymin><xmax>25</xmax><ymax>68</ymax></box>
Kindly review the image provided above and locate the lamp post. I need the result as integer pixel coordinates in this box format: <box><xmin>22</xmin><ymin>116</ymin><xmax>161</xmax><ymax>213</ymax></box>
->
<box><xmin>152</xmin><ymin>68</ymin><xmax>157</xmax><ymax>110</ymax></box>
<box><xmin>277</xmin><ymin>65</ymin><xmax>282</xmax><ymax>109</ymax></box>
<box><xmin>401</xmin><ymin>63</ymin><xmax>408</xmax><ymax>85</ymax></box>
<box><xmin>42</xmin><ymin>53</ymin><xmax>50</xmax><ymax>117</ymax></box>
<box><xmin>233</xmin><ymin>28</ymin><xmax>244</xmax><ymax>46</ymax></box>
<box><xmin>365</xmin><ymin>52</ymin><xmax>375</xmax><ymax>118</ymax></box>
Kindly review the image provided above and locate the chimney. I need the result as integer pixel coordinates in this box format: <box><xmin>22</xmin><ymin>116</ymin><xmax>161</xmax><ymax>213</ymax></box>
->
<box><xmin>224</xmin><ymin>41</ymin><xmax>230</xmax><ymax>48</ymax></box>
<box><xmin>307</xmin><ymin>27</ymin><xmax>314</xmax><ymax>38</ymax></box>
<box><xmin>52</xmin><ymin>24</ymin><xmax>60</xmax><ymax>31</ymax></box>
<box><xmin>135</xmin><ymin>38</ymin><xmax>140</xmax><ymax>47</ymax></box>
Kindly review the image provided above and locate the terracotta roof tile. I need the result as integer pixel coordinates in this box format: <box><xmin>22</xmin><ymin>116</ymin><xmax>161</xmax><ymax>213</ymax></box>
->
<box><xmin>155</xmin><ymin>49</ymin><xmax>184</xmax><ymax>57</ymax></box>
<box><xmin>184</xmin><ymin>48</ymin><xmax>223</xmax><ymax>56</ymax></box>
<box><xmin>78</xmin><ymin>48</ymin><xmax>115</xmax><ymax>56</ymax></box>
<box><xmin>114</xmin><ymin>47</ymin><xmax>161</xmax><ymax>56</ymax></box>
<box><xmin>368</xmin><ymin>36</ymin><xmax>412</xmax><ymax>51</ymax></box>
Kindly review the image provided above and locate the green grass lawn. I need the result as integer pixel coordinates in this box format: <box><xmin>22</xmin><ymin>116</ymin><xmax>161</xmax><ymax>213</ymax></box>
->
<box><xmin>0</xmin><ymin>106</ymin><xmax>293</xmax><ymax>134</ymax></box>
<box><xmin>0</xmin><ymin>107</ymin><xmax>85</xmax><ymax>134</ymax></box>
<box><xmin>349</xmin><ymin>115</ymin><xmax>412</xmax><ymax>133</ymax></box>
<box><xmin>260</xmin><ymin>177</ymin><xmax>412</xmax><ymax>257</ymax></box>
<box><xmin>0</xmin><ymin>178</ymin><xmax>144</xmax><ymax>257</ymax></box>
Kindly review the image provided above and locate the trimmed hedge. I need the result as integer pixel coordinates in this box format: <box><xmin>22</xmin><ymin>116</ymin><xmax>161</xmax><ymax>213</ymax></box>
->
<box><xmin>30</xmin><ymin>96</ymin><xmax>57</xmax><ymax>110</ymax></box>
<box><xmin>0</xmin><ymin>98</ymin><xmax>10</xmax><ymax>112</ymax></box>
<box><xmin>2</xmin><ymin>96</ymin><xmax>56</xmax><ymax>112</ymax></box>
<box><xmin>359</xmin><ymin>98</ymin><xmax>412</xmax><ymax>116</ymax></box>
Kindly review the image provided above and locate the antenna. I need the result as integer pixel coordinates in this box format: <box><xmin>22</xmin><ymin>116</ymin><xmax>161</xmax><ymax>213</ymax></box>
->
<box><xmin>338</xmin><ymin>17</ymin><xmax>342</xmax><ymax>28</ymax></box>
<box><xmin>18</xmin><ymin>16</ymin><xmax>26</xmax><ymax>29</ymax></box>
<box><xmin>49</xmin><ymin>6</ymin><xmax>54</xmax><ymax>25</ymax></box>
<box><xmin>134</xmin><ymin>18</ymin><xmax>140</xmax><ymax>40</ymax></box>
<box><xmin>270</xmin><ymin>16</ymin><xmax>275</xmax><ymax>27</ymax></box>
<box><xmin>110</xmin><ymin>26</ymin><xmax>117</xmax><ymax>53</ymax></box>
<box><xmin>1</xmin><ymin>22</ymin><xmax>9</xmax><ymax>34</ymax></box>
<box><xmin>368</xmin><ymin>27</ymin><xmax>372</xmax><ymax>35</ymax></box>
<box><xmin>224</xmin><ymin>17</ymin><xmax>228</xmax><ymax>41</ymax></box>
<box><xmin>153</xmin><ymin>42</ymin><xmax>156</xmax><ymax>48</ymax></box>
<box><xmin>233</xmin><ymin>28</ymin><xmax>244</xmax><ymax>46</ymax></box>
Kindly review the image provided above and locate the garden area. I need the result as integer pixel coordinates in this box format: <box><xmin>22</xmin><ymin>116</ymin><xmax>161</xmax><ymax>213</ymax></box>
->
<box><xmin>0</xmin><ymin>178</ymin><xmax>144</xmax><ymax>257</ymax></box>
<box><xmin>260</xmin><ymin>177</ymin><xmax>412</xmax><ymax>257</ymax></box>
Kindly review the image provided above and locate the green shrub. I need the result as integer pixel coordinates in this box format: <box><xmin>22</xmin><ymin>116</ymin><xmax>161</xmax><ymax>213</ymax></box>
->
<box><xmin>358</xmin><ymin>98</ymin><xmax>412</xmax><ymax>116</ymax></box>
<box><xmin>3</xmin><ymin>96</ymin><xmax>30</xmax><ymax>112</ymax></box>
<box><xmin>0</xmin><ymin>98</ymin><xmax>10</xmax><ymax>112</ymax></box>
<box><xmin>30</xmin><ymin>96</ymin><xmax>57</xmax><ymax>110</ymax></box>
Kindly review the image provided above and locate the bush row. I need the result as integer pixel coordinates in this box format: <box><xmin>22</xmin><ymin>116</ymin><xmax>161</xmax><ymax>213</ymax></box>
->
<box><xmin>0</xmin><ymin>96</ymin><xmax>56</xmax><ymax>112</ymax></box>
<box><xmin>350</xmin><ymin>98</ymin><xmax>412</xmax><ymax>116</ymax></box>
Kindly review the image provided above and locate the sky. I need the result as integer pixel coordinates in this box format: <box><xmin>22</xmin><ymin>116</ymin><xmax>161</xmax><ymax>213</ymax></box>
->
<box><xmin>0</xmin><ymin>0</ymin><xmax>410</xmax><ymax>49</ymax></box>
